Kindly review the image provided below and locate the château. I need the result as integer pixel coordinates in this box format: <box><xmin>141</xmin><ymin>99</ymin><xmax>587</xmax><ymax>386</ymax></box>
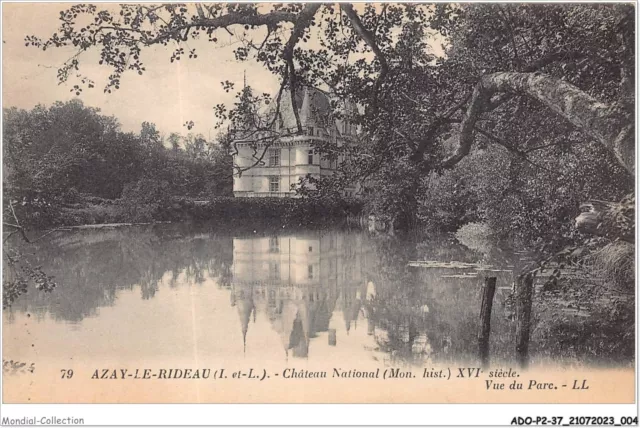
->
<box><xmin>231</xmin><ymin>86</ymin><xmax>358</xmax><ymax>197</ymax></box>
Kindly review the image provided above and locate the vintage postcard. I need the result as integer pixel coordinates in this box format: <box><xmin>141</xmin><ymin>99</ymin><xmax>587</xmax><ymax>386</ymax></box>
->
<box><xmin>1</xmin><ymin>1</ymin><xmax>637</xmax><ymax>425</ymax></box>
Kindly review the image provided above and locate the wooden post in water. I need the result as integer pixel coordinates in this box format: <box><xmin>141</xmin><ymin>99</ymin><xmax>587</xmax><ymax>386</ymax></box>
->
<box><xmin>478</xmin><ymin>277</ymin><xmax>497</xmax><ymax>369</ymax></box>
<box><xmin>515</xmin><ymin>273</ymin><xmax>534</xmax><ymax>369</ymax></box>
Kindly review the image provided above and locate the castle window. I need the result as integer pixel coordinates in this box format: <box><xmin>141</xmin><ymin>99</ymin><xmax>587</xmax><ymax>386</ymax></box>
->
<box><xmin>308</xmin><ymin>126</ymin><xmax>314</xmax><ymax>136</ymax></box>
<box><xmin>269</xmin><ymin>176</ymin><xmax>280</xmax><ymax>192</ymax></box>
<box><xmin>269</xmin><ymin>237</ymin><xmax>280</xmax><ymax>253</ymax></box>
<box><xmin>269</xmin><ymin>262</ymin><xmax>280</xmax><ymax>280</ymax></box>
<box><xmin>308</xmin><ymin>150</ymin><xmax>314</xmax><ymax>165</ymax></box>
<box><xmin>268</xmin><ymin>149</ymin><xmax>280</xmax><ymax>167</ymax></box>
<box><xmin>308</xmin><ymin>265</ymin><xmax>314</xmax><ymax>280</ymax></box>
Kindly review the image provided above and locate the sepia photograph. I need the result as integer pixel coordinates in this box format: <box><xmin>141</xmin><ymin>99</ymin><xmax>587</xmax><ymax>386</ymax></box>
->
<box><xmin>1</xmin><ymin>0</ymin><xmax>637</xmax><ymax>421</ymax></box>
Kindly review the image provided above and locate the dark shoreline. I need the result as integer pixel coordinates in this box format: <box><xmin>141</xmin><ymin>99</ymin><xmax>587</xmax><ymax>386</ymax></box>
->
<box><xmin>7</xmin><ymin>196</ymin><xmax>365</xmax><ymax>232</ymax></box>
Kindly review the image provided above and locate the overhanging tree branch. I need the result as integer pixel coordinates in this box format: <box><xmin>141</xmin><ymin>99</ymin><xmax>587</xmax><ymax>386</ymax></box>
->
<box><xmin>474</xmin><ymin>126</ymin><xmax>560</xmax><ymax>175</ymax></box>
<box><xmin>142</xmin><ymin>10</ymin><xmax>302</xmax><ymax>45</ymax></box>
<box><xmin>409</xmin><ymin>49</ymin><xmax>618</xmax><ymax>164</ymax></box>
<box><xmin>442</xmin><ymin>72</ymin><xmax>634</xmax><ymax>175</ymax></box>
<box><xmin>282</xmin><ymin>3</ymin><xmax>322</xmax><ymax>133</ymax></box>
<box><xmin>340</xmin><ymin>4</ymin><xmax>389</xmax><ymax>112</ymax></box>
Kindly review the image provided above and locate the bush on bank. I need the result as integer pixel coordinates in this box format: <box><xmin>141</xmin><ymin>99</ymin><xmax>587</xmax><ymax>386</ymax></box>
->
<box><xmin>6</xmin><ymin>193</ymin><xmax>364</xmax><ymax>230</ymax></box>
<box><xmin>178</xmin><ymin>196</ymin><xmax>363</xmax><ymax>227</ymax></box>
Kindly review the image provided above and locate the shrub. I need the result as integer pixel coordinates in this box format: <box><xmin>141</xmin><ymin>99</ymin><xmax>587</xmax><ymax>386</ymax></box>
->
<box><xmin>186</xmin><ymin>196</ymin><xmax>363</xmax><ymax>228</ymax></box>
<box><xmin>120</xmin><ymin>179</ymin><xmax>171</xmax><ymax>223</ymax></box>
<box><xmin>3</xmin><ymin>192</ymin><xmax>61</xmax><ymax>230</ymax></box>
<box><xmin>121</xmin><ymin>179</ymin><xmax>171</xmax><ymax>206</ymax></box>
<box><xmin>62</xmin><ymin>187</ymin><xmax>82</xmax><ymax>204</ymax></box>
<box><xmin>585</xmin><ymin>241</ymin><xmax>634</xmax><ymax>291</ymax></box>
<box><xmin>5</xmin><ymin>192</ymin><xmax>363</xmax><ymax>230</ymax></box>
<box><xmin>455</xmin><ymin>222</ymin><xmax>495</xmax><ymax>254</ymax></box>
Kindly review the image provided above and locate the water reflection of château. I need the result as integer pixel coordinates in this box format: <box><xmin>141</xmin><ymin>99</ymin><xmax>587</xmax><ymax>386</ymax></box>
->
<box><xmin>230</xmin><ymin>232</ymin><xmax>374</xmax><ymax>358</ymax></box>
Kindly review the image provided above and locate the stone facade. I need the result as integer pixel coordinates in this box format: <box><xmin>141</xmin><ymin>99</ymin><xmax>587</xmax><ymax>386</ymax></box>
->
<box><xmin>232</xmin><ymin>86</ymin><xmax>357</xmax><ymax>197</ymax></box>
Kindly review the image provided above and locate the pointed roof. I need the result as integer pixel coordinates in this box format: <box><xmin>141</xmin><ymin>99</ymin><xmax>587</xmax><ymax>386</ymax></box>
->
<box><xmin>237</xmin><ymin>296</ymin><xmax>255</xmax><ymax>353</ymax></box>
<box><xmin>290</xmin><ymin>318</ymin><xmax>309</xmax><ymax>358</ymax></box>
<box><xmin>313</xmin><ymin>299</ymin><xmax>332</xmax><ymax>333</ymax></box>
<box><xmin>271</xmin><ymin>300</ymin><xmax>300</xmax><ymax>351</ymax></box>
<box><xmin>296</xmin><ymin>296</ymin><xmax>317</xmax><ymax>340</ymax></box>
<box><xmin>299</xmin><ymin>88</ymin><xmax>314</xmax><ymax>126</ymax></box>
<box><xmin>277</xmin><ymin>86</ymin><xmax>333</xmax><ymax>130</ymax></box>
<box><xmin>342</xmin><ymin>292</ymin><xmax>362</xmax><ymax>335</ymax></box>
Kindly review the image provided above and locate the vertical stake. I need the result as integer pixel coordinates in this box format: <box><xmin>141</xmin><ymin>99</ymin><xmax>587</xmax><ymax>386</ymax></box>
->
<box><xmin>478</xmin><ymin>277</ymin><xmax>497</xmax><ymax>369</ymax></box>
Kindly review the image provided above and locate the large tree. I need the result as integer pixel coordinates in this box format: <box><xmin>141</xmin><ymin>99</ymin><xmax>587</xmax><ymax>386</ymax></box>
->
<box><xmin>26</xmin><ymin>3</ymin><xmax>634</xmax><ymax>170</ymax></box>
<box><xmin>26</xmin><ymin>3</ymin><xmax>634</xmax><ymax>237</ymax></box>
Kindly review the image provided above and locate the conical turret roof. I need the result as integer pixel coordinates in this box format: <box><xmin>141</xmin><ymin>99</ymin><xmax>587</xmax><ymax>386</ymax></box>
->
<box><xmin>237</xmin><ymin>295</ymin><xmax>255</xmax><ymax>353</ymax></box>
<box><xmin>277</xmin><ymin>86</ymin><xmax>333</xmax><ymax>130</ymax></box>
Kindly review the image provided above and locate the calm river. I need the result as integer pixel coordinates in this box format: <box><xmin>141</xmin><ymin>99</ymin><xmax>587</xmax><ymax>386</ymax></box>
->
<box><xmin>4</xmin><ymin>222</ymin><xmax>521</xmax><ymax>371</ymax></box>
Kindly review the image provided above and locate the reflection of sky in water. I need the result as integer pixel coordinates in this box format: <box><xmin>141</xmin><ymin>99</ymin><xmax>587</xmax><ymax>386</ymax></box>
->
<box><xmin>3</xmin><ymin>224</ymin><xmax>517</xmax><ymax>369</ymax></box>
<box><xmin>4</xmin><ymin>270</ymin><xmax>384</xmax><ymax>368</ymax></box>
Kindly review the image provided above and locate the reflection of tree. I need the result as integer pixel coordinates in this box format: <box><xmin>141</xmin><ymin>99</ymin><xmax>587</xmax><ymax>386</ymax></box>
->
<box><xmin>6</xmin><ymin>224</ymin><xmax>518</xmax><ymax>365</ymax></box>
<box><xmin>5</xmin><ymin>223</ymin><xmax>234</xmax><ymax>322</ymax></box>
<box><xmin>366</xmin><ymin>234</ymin><xmax>516</xmax><ymax>366</ymax></box>
<box><xmin>140</xmin><ymin>274</ymin><xmax>159</xmax><ymax>300</ymax></box>
<box><xmin>365</xmin><ymin>235</ymin><xmax>426</xmax><ymax>364</ymax></box>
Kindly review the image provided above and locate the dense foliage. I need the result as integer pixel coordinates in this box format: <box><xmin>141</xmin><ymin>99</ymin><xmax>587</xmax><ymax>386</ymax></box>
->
<box><xmin>3</xmin><ymin>100</ymin><xmax>232</xmax><ymax>228</ymax></box>
<box><xmin>22</xmin><ymin>4</ymin><xmax>634</xmax><ymax>239</ymax></box>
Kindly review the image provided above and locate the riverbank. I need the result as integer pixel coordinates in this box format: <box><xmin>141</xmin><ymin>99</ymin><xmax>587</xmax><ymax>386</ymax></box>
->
<box><xmin>530</xmin><ymin>274</ymin><xmax>635</xmax><ymax>366</ymax></box>
<box><xmin>8</xmin><ymin>195</ymin><xmax>364</xmax><ymax>231</ymax></box>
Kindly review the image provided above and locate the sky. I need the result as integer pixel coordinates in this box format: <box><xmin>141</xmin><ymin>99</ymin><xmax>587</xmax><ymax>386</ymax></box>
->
<box><xmin>2</xmin><ymin>3</ymin><xmax>445</xmax><ymax>140</ymax></box>
<box><xmin>2</xmin><ymin>3</ymin><xmax>279</xmax><ymax>139</ymax></box>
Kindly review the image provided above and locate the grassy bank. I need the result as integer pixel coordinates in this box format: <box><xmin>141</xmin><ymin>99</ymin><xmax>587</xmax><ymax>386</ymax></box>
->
<box><xmin>530</xmin><ymin>273</ymin><xmax>634</xmax><ymax>366</ymax></box>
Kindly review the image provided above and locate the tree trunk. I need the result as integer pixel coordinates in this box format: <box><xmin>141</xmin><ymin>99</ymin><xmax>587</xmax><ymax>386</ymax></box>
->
<box><xmin>444</xmin><ymin>72</ymin><xmax>634</xmax><ymax>175</ymax></box>
<box><xmin>387</xmin><ymin>213</ymin><xmax>397</xmax><ymax>236</ymax></box>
